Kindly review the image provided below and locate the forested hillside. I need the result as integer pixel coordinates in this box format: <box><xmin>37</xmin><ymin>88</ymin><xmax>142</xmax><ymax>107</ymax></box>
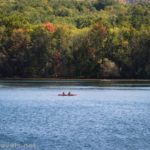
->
<box><xmin>0</xmin><ymin>0</ymin><xmax>150</xmax><ymax>78</ymax></box>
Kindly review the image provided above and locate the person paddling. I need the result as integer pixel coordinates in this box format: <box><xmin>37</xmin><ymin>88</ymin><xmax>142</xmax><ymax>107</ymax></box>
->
<box><xmin>62</xmin><ymin>92</ymin><xmax>65</xmax><ymax>96</ymax></box>
<box><xmin>68</xmin><ymin>92</ymin><xmax>71</xmax><ymax>96</ymax></box>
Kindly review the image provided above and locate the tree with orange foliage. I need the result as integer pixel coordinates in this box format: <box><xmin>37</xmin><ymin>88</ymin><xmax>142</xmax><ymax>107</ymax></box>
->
<box><xmin>43</xmin><ymin>22</ymin><xmax>56</xmax><ymax>33</ymax></box>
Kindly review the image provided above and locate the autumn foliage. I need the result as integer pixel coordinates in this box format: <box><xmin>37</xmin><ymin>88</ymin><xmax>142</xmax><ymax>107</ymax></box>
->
<box><xmin>53</xmin><ymin>51</ymin><xmax>61</xmax><ymax>63</ymax></box>
<box><xmin>43</xmin><ymin>22</ymin><xmax>56</xmax><ymax>33</ymax></box>
<box><xmin>0</xmin><ymin>0</ymin><xmax>150</xmax><ymax>78</ymax></box>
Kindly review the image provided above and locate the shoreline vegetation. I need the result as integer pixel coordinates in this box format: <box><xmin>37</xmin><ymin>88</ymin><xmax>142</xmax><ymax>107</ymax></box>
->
<box><xmin>0</xmin><ymin>0</ymin><xmax>150</xmax><ymax>79</ymax></box>
<box><xmin>0</xmin><ymin>78</ymin><xmax>150</xmax><ymax>82</ymax></box>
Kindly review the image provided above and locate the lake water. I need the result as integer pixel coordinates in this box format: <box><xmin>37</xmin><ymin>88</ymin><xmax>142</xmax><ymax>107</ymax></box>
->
<box><xmin>0</xmin><ymin>80</ymin><xmax>150</xmax><ymax>150</ymax></box>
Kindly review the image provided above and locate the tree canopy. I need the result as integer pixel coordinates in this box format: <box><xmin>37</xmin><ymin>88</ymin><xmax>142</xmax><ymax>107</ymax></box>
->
<box><xmin>0</xmin><ymin>0</ymin><xmax>150</xmax><ymax>78</ymax></box>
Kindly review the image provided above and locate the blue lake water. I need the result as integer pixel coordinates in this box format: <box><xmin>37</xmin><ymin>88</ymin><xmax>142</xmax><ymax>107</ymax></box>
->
<box><xmin>0</xmin><ymin>80</ymin><xmax>150</xmax><ymax>150</ymax></box>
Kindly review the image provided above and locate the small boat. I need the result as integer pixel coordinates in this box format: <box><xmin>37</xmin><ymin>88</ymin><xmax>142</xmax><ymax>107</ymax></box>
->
<box><xmin>58</xmin><ymin>94</ymin><xmax>77</xmax><ymax>96</ymax></box>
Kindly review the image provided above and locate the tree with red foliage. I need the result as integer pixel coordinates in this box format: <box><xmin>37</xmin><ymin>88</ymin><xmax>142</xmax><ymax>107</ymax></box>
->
<box><xmin>43</xmin><ymin>22</ymin><xmax>56</xmax><ymax>33</ymax></box>
<box><xmin>53</xmin><ymin>51</ymin><xmax>61</xmax><ymax>63</ymax></box>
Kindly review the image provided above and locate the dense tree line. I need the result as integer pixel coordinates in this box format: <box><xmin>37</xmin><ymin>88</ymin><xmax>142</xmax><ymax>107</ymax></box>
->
<box><xmin>0</xmin><ymin>0</ymin><xmax>150</xmax><ymax>78</ymax></box>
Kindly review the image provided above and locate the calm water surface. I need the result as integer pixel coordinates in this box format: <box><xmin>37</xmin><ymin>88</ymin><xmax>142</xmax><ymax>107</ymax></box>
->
<box><xmin>0</xmin><ymin>80</ymin><xmax>150</xmax><ymax>150</ymax></box>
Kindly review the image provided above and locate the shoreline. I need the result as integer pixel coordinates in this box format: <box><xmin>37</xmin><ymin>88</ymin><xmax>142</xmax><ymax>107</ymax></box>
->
<box><xmin>0</xmin><ymin>78</ymin><xmax>150</xmax><ymax>82</ymax></box>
